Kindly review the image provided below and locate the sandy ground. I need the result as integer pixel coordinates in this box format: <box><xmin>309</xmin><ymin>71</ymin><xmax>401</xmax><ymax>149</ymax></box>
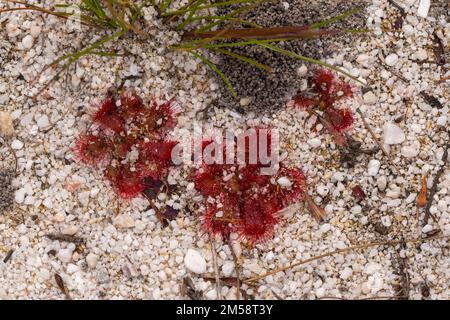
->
<box><xmin>0</xmin><ymin>0</ymin><xmax>449</xmax><ymax>299</ymax></box>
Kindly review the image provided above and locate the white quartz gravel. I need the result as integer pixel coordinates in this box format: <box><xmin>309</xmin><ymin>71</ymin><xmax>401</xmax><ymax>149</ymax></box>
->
<box><xmin>0</xmin><ymin>0</ymin><xmax>449</xmax><ymax>300</ymax></box>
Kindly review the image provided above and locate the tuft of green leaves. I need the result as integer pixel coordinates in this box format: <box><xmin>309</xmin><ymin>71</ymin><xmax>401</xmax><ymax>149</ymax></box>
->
<box><xmin>1</xmin><ymin>1</ymin><xmax>366</xmax><ymax>98</ymax></box>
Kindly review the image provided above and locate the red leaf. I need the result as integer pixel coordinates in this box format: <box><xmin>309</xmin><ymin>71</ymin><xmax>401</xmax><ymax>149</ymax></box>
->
<box><xmin>238</xmin><ymin>194</ymin><xmax>280</xmax><ymax>243</ymax></box>
<box><xmin>92</xmin><ymin>96</ymin><xmax>126</xmax><ymax>133</ymax></box>
<box><xmin>325</xmin><ymin>108</ymin><xmax>354</xmax><ymax>133</ymax></box>
<box><xmin>202</xmin><ymin>193</ymin><xmax>240</xmax><ymax>237</ymax></box>
<box><xmin>352</xmin><ymin>185</ymin><xmax>366</xmax><ymax>200</ymax></box>
<box><xmin>277</xmin><ymin>167</ymin><xmax>307</xmax><ymax>204</ymax></box>
<box><xmin>313</xmin><ymin>69</ymin><xmax>335</xmax><ymax>97</ymax></box>
<box><xmin>105</xmin><ymin>164</ymin><xmax>145</xmax><ymax>199</ymax></box>
<box><xmin>194</xmin><ymin>166</ymin><xmax>224</xmax><ymax>197</ymax></box>
<box><xmin>74</xmin><ymin>134</ymin><xmax>110</xmax><ymax>165</ymax></box>
<box><xmin>120</xmin><ymin>91</ymin><xmax>143</xmax><ymax>117</ymax></box>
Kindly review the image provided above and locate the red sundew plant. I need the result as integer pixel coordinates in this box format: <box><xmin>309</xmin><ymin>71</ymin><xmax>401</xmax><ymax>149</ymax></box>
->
<box><xmin>194</xmin><ymin>130</ymin><xmax>325</xmax><ymax>244</ymax></box>
<box><xmin>74</xmin><ymin>90</ymin><xmax>181</xmax><ymax>200</ymax></box>
<box><xmin>292</xmin><ymin>69</ymin><xmax>355</xmax><ymax>146</ymax></box>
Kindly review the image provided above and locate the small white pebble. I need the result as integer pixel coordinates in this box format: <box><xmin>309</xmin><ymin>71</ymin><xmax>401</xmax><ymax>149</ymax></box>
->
<box><xmin>381</xmin><ymin>216</ymin><xmax>392</xmax><ymax>227</ymax></box>
<box><xmin>113</xmin><ymin>214</ymin><xmax>135</xmax><ymax>229</ymax></box>
<box><xmin>333</xmin><ymin>172</ymin><xmax>345</xmax><ymax>182</ymax></box>
<box><xmin>356</xmin><ymin>54</ymin><xmax>371</xmax><ymax>68</ymax></box>
<box><xmin>383</xmin><ymin>123</ymin><xmax>405</xmax><ymax>145</ymax></box>
<box><xmin>277</xmin><ymin>176</ymin><xmax>292</xmax><ymax>187</ymax></box>
<box><xmin>417</xmin><ymin>0</ymin><xmax>430</xmax><ymax>17</ymax></box>
<box><xmin>222</xmin><ymin>261</ymin><xmax>234</xmax><ymax>277</ymax></box>
<box><xmin>377</xmin><ymin>176</ymin><xmax>387</xmax><ymax>191</ymax></box>
<box><xmin>30</xmin><ymin>26</ymin><xmax>42</xmax><ymax>38</ymax></box>
<box><xmin>308</xmin><ymin>137</ymin><xmax>321</xmax><ymax>148</ymax></box>
<box><xmin>62</xmin><ymin>226</ymin><xmax>78</xmax><ymax>236</ymax></box>
<box><xmin>363</xmin><ymin>91</ymin><xmax>377</xmax><ymax>105</ymax></box>
<box><xmin>317</xmin><ymin>185</ymin><xmax>329</xmax><ymax>196</ymax></box>
<box><xmin>11</xmin><ymin>139</ymin><xmax>24</xmax><ymax>150</ymax></box>
<box><xmin>436</xmin><ymin>116</ymin><xmax>447</xmax><ymax>127</ymax></box>
<box><xmin>368</xmin><ymin>159</ymin><xmax>381</xmax><ymax>176</ymax></box>
<box><xmin>319</xmin><ymin>223</ymin><xmax>331</xmax><ymax>234</ymax></box>
<box><xmin>385</xmin><ymin>54</ymin><xmax>398</xmax><ymax>66</ymax></box>
<box><xmin>14</xmin><ymin>188</ymin><xmax>26</xmax><ymax>204</ymax></box>
<box><xmin>42</xmin><ymin>197</ymin><xmax>53</xmax><ymax>209</ymax></box>
<box><xmin>21</xmin><ymin>35</ymin><xmax>34</xmax><ymax>50</ymax></box>
<box><xmin>57</xmin><ymin>249</ymin><xmax>72</xmax><ymax>263</ymax></box>
<box><xmin>415</xmin><ymin>48</ymin><xmax>428</xmax><ymax>61</ymax></box>
<box><xmin>402</xmin><ymin>24</ymin><xmax>414</xmax><ymax>36</ymax></box>
<box><xmin>297</xmin><ymin>64</ymin><xmax>308</xmax><ymax>76</ymax></box>
<box><xmin>239</xmin><ymin>97</ymin><xmax>252</xmax><ymax>106</ymax></box>
<box><xmin>86</xmin><ymin>253</ymin><xmax>99</xmax><ymax>268</ymax></box>
<box><xmin>401</xmin><ymin>145</ymin><xmax>419</xmax><ymax>158</ymax></box>
<box><xmin>340</xmin><ymin>267</ymin><xmax>353</xmax><ymax>280</ymax></box>
<box><xmin>36</xmin><ymin>115</ymin><xmax>50</xmax><ymax>129</ymax></box>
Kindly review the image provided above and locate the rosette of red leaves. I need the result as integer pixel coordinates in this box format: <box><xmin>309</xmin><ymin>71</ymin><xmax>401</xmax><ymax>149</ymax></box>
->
<box><xmin>74</xmin><ymin>91</ymin><xmax>180</xmax><ymax>200</ymax></box>
<box><xmin>292</xmin><ymin>69</ymin><xmax>354</xmax><ymax>146</ymax></box>
<box><xmin>194</xmin><ymin>130</ymin><xmax>325</xmax><ymax>244</ymax></box>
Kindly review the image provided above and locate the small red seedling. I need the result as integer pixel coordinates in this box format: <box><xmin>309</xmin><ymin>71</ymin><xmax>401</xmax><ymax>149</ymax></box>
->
<box><xmin>74</xmin><ymin>90</ymin><xmax>180</xmax><ymax>200</ymax></box>
<box><xmin>292</xmin><ymin>69</ymin><xmax>354</xmax><ymax>146</ymax></box>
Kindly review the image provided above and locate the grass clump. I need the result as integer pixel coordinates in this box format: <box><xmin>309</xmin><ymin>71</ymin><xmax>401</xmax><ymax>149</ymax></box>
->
<box><xmin>1</xmin><ymin>0</ymin><xmax>366</xmax><ymax>101</ymax></box>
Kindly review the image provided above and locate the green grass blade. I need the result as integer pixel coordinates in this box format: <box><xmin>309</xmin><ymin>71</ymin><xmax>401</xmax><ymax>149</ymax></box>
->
<box><xmin>213</xmin><ymin>48</ymin><xmax>272</xmax><ymax>72</ymax></box>
<box><xmin>163</xmin><ymin>0</ymin><xmax>256</xmax><ymax>17</ymax></box>
<box><xmin>255</xmin><ymin>42</ymin><xmax>365</xmax><ymax>85</ymax></box>
<box><xmin>311</xmin><ymin>7</ymin><xmax>361</xmax><ymax>29</ymax></box>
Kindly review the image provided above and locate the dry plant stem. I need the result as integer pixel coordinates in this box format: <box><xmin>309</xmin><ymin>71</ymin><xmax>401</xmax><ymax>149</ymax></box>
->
<box><xmin>54</xmin><ymin>273</ymin><xmax>71</xmax><ymax>300</ymax></box>
<box><xmin>304</xmin><ymin>193</ymin><xmax>326</xmax><ymax>222</ymax></box>
<box><xmin>394</xmin><ymin>245</ymin><xmax>410</xmax><ymax>300</ymax></box>
<box><xmin>141</xmin><ymin>192</ymin><xmax>167</xmax><ymax>225</ymax></box>
<box><xmin>244</xmin><ymin>234</ymin><xmax>448</xmax><ymax>284</ymax></box>
<box><xmin>356</xmin><ymin>108</ymin><xmax>400</xmax><ymax>174</ymax></box>
<box><xmin>210</xmin><ymin>239</ymin><xmax>222</xmax><ymax>300</ymax></box>
<box><xmin>2</xmin><ymin>0</ymin><xmax>95</xmax><ymax>27</ymax></box>
<box><xmin>228</xmin><ymin>239</ymin><xmax>241</xmax><ymax>300</ymax></box>
<box><xmin>3</xmin><ymin>249</ymin><xmax>14</xmax><ymax>263</ymax></box>
<box><xmin>0</xmin><ymin>137</ymin><xmax>18</xmax><ymax>174</ymax></box>
<box><xmin>184</xmin><ymin>26</ymin><xmax>341</xmax><ymax>41</ymax></box>
<box><xmin>423</xmin><ymin>131</ymin><xmax>450</xmax><ymax>226</ymax></box>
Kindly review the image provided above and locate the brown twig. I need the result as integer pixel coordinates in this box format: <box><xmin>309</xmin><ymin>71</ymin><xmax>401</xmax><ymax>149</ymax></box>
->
<box><xmin>1</xmin><ymin>1</ymin><xmax>96</xmax><ymax>27</ymax></box>
<box><xmin>356</xmin><ymin>109</ymin><xmax>400</xmax><ymax>174</ymax></box>
<box><xmin>244</xmin><ymin>234</ymin><xmax>448</xmax><ymax>284</ymax></box>
<box><xmin>3</xmin><ymin>249</ymin><xmax>14</xmax><ymax>263</ymax></box>
<box><xmin>393</xmin><ymin>242</ymin><xmax>410</xmax><ymax>300</ymax></box>
<box><xmin>54</xmin><ymin>273</ymin><xmax>71</xmax><ymax>300</ymax></box>
<box><xmin>46</xmin><ymin>233</ymin><xmax>85</xmax><ymax>244</ymax></box>
<box><xmin>142</xmin><ymin>192</ymin><xmax>167</xmax><ymax>227</ymax></box>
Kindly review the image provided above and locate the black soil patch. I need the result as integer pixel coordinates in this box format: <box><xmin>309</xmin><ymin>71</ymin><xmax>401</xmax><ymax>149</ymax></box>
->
<box><xmin>214</xmin><ymin>0</ymin><xmax>368</xmax><ymax>113</ymax></box>
<box><xmin>0</xmin><ymin>169</ymin><xmax>14</xmax><ymax>215</ymax></box>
